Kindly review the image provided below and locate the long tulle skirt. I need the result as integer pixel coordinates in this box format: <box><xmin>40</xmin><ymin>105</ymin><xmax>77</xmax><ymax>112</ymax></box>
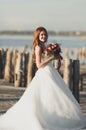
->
<box><xmin>0</xmin><ymin>62</ymin><xmax>86</xmax><ymax>130</ymax></box>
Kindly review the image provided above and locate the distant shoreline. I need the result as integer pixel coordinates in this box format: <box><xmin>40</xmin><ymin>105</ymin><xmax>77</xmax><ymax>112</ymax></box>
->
<box><xmin>0</xmin><ymin>34</ymin><xmax>86</xmax><ymax>37</ymax></box>
<box><xmin>0</xmin><ymin>34</ymin><xmax>86</xmax><ymax>40</ymax></box>
<box><xmin>0</xmin><ymin>31</ymin><xmax>86</xmax><ymax>37</ymax></box>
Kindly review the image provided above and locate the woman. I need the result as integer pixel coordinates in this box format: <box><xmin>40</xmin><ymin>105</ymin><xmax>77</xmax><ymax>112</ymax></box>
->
<box><xmin>0</xmin><ymin>26</ymin><xmax>86</xmax><ymax>130</ymax></box>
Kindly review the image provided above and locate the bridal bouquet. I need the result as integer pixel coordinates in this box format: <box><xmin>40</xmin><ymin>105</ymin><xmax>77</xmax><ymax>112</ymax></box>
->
<box><xmin>45</xmin><ymin>43</ymin><xmax>63</xmax><ymax>70</ymax></box>
<box><xmin>45</xmin><ymin>43</ymin><xmax>63</xmax><ymax>60</ymax></box>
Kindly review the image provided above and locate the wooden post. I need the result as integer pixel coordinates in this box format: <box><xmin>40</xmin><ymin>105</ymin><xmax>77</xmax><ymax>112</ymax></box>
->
<box><xmin>72</xmin><ymin>60</ymin><xmax>80</xmax><ymax>103</ymax></box>
<box><xmin>79</xmin><ymin>49</ymin><xmax>82</xmax><ymax>60</ymax></box>
<box><xmin>27</xmin><ymin>54</ymin><xmax>33</xmax><ymax>86</ymax></box>
<box><xmin>26</xmin><ymin>54</ymin><xmax>37</xmax><ymax>87</ymax></box>
<box><xmin>2</xmin><ymin>48</ymin><xmax>8</xmax><ymax>78</ymax></box>
<box><xmin>79</xmin><ymin>76</ymin><xmax>83</xmax><ymax>91</ymax></box>
<box><xmin>63</xmin><ymin>58</ymin><xmax>73</xmax><ymax>91</ymax></box>
<box><xmin>85</xmin><ymin>48</ymin><xmax>86</xmax><ymax>59</ymax></box>
<box><xmin>4</xmin><ymin>50</ymin><xmax>11</xmax><ymax>83</ymax></box>
<box><xmin>70</xmin><ymin>49</ymin><xmax>74</xmax><ymax>56</ymax></box>
<box><xmin>76</xmin><ymin>48</ymin><xmax>79</xmax><ymax>60</ymax></box>
<box><xmin>14</xmin><ymin>52</ymin><xmax>22</xmax><ymax>87</ymax></box>
<box><xmin>23</xmin><ymin>52</ymin><xmax>29</xmax><ymax>87</ymax></box>
<box><xmin>82</xmin><ymin>48</ymin><xmax>86</xmax><ymax>60</ymax></box>
<box><xmin>20</xmin><ymin>52</ymin><xmax>25</xmax><ymax>87</ymax></box>
<box><xmin>0</xmin><ymin>49</ymin><xmax>3</xmax><ymax>78</ymax></box>
<box><xmin>65</xmin><ymin>48</ymin><xmax>69</xmax><ymax>58</ymax></box>
<box><xmin>20</xmin><ymin>52</ymin><xmax>29</xmax><ymax>87</ymax></box>
<box><xmin>10</xmin><ymin>50</ymin><xmax>14</xmax><ymax>83</ymax></box>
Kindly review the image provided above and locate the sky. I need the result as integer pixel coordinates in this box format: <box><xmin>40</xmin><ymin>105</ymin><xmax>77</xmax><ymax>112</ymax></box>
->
<box><xmin>0</xmin><ymin>0</ymin><xmax>86</xmax><ymax>31</ymax></box>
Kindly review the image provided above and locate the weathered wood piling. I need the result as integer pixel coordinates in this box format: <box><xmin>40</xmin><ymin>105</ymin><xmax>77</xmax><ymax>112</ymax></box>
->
<box><xmin>72</xmin><ymin>60</ymin><xmax>80</xmax><ymax>102</ymax></box>
<box><xmin>63</xmin><ymin>58</ymin><xmax>80</xmax><ymax>102</ymax></box>
<box><xmin>63</xmin><ymin>58</ymin><xmax>73</xmax><ymax>90</ymax></box>
<box><xmin>4</xmin><ymin>50</ymin><xmax>12</xmax><ymax>83</ymax></box>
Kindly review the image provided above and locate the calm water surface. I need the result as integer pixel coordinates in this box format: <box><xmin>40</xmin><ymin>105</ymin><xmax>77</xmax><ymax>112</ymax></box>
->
<box><xmin>0</xmin><ymin>35</ymin><xmax>86</xmax><ymax>63</ymax></box>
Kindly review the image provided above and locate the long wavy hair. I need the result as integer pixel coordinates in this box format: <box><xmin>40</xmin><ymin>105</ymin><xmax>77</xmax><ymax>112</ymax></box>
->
<box><xmin>32</xmin><ymin>27</ymin><xmax>48</xmax><ymax>62</ymax></box>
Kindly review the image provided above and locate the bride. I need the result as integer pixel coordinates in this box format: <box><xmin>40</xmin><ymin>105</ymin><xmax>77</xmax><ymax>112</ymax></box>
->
<box><xmin>0</xmin><ymin>26</ymin><xmax>86</xmax><ymax>130</ymax></box>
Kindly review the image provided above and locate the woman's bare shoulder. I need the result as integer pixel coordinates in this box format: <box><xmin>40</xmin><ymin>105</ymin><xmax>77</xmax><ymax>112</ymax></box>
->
<box><xmin>35</xmin><ymin>45</ymin><xmax>41</xmax><ymax>49</ymax></box>
<box><xmin>35</xmin><ymin>45</ymin><xmax>41</xmax><ymax>54</ymax></box>
<box><xmin>35</xmin><ymin>45</ymin><xmax>41</xmax><ymax>51</ymax></box>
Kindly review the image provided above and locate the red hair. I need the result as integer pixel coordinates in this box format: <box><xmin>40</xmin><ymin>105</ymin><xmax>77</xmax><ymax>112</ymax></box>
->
<box><xmin>33</xmin><ymin>26</ymin><xmax>48</xmax><ymax>49</ymax></box>
<box><xmin>32</xmin><ymin>27</ymin><xmax>48</xmax><ymax>62</ymax></box>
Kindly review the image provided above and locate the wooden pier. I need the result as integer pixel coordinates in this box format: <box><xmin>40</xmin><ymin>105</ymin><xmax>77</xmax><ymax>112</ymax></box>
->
<box><xmin>0</xmin><ymin>80</ymin><xmax>25</xmax><ymax>114</ymax></box>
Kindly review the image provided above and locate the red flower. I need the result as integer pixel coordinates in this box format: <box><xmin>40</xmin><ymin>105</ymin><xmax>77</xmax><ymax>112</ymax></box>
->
<box><xmin>46</xmin><ymin>43</ymin><xmax>63</xmax><ymax>70</ymax></box>
<box><xmin>46</xmin><ymin>43</ymin><xmax>62</xmax><ymax>57</ymax></box>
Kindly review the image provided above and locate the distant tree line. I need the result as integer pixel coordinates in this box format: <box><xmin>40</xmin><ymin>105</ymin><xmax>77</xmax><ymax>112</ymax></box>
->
<box><xmin>0</xmin><ymin>30</ymin><xmax>86</xmax><ymax>36</ymax></box>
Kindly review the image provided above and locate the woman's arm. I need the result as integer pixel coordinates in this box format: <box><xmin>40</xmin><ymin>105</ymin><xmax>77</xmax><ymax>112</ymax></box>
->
<box><xmin>35</xmin><ymin>45</ymin><xmax>53</xmax><ymax>69</ymax></box>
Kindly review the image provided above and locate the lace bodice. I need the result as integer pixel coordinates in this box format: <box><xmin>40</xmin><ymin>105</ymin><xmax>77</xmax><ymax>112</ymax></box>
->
<box><xmin>41</xmin><ymin>50</ymin><xmax>48</xmax><ymax>61</ymax></box>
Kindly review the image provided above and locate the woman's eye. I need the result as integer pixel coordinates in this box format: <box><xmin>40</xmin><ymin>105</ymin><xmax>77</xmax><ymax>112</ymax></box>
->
<box><xmin>41</xmin><ymin>34</ymin><xmax>46</xmax><ymax>36</ymax></box>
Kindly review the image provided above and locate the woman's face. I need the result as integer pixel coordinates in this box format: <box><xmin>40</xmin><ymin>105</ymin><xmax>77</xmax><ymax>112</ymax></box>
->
<box><xmin>39</xmin><ymin>31</ymin><xmax>47</xmax><ymax>43</ymax></box>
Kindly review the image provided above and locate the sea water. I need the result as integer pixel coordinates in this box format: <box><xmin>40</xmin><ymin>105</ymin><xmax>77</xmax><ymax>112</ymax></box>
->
<box><xmin>0</xmin><ymin>35</ymin><xmax>86</xmax><ymax>63</ymax></box>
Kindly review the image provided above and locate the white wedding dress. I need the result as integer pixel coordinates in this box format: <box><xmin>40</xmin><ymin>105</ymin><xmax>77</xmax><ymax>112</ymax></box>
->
<box><xmin>0</xmin><ymin>61</ymin><xmax>86</xmax><ymax>130</ymax></box>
